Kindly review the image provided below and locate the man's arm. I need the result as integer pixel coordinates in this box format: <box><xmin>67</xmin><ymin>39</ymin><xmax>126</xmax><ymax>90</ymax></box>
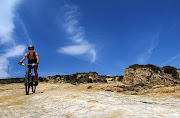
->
<box><xmin>35</xmin><ymin>53</ymin><xmax>39</xmax><ymax>64</ymax></box>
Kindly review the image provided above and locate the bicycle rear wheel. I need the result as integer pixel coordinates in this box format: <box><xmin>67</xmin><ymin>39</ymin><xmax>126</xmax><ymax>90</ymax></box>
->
<box><xmin>32</xmin><ymin>76</ymin><xmax>36</xmax><ymax>93</ymax></box>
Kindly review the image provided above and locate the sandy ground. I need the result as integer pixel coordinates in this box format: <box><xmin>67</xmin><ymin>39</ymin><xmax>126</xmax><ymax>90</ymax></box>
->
<box><xmin>0</xmin><ymin>83</ymin><xmax>180</xmax><ymax>118</ymax></box>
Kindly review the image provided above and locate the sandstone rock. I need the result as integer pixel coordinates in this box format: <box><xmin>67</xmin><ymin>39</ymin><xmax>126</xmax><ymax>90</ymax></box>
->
<box><xmin>105</xmin><ymin>88</ymin><xmax>113</xmax><ymax>92</ymax></box>
<box><xmin>87</xmin><ymin>86</ymin><xmax>92</xmax><ymax>89</ymax></box>
<box><xmin>154</xmin><ymin>87</ymin><xmax>176</xmax><ymax>93</ymax></box>
<box><xmin>131</xmin><ymin>91</ymin><xmax>139</xmax><ymax>95</ymax></box>
<box><xmin>113</xmin><ymin>85</ymin><xmax>125</xmax><ymax>88</ymax></box>
<box><xmin>106</xmin><ymin>78</ymin><xmax>114</xmax><ymax>81</ymax></box>
<box><xmin>46</xmin><ymin>76</ymin><xmax>50</xmax><ymax>81</ymax></box>
<box><xmin>56</xmin><ymin>77</ymin><xmax>60</xmax><ymax>81</ymax></box>
<box><xmin>100</xmin><ymin>87</ymin><xmax>104</xmax><ymax>90</ymax></box>
<box><xmin>152</xmin><ymin>85</ymin><xmax>165</xmax><ymax>89</ymax></box>
<box><xmin>116</xmin><ymin>88</ymin><xmax>124</xmax><ymax>92</ymax></box>
<box><xmin>89</xmin><ymin>72</ymin><xmax>98</xmax><ymax>79</ymax></box>
<box><xmin>1</xmin><ymin>83</ymin><xmax>180</xmax><ymax>117</ymax></box>
<box><xmin>123</xmin><ymin>68</ymin><xmax>179</xmax><ymax>86</ymax></box>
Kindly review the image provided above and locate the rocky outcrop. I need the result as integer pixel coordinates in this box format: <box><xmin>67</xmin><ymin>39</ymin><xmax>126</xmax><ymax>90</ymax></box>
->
<box><xmin>44</xmin><ymin>72</ymin><xmax>107</xmax><ymax>84</ymax></box>
<box><xmin>0</xmin><ymin>78</ymin><xmax>25</xmax><ymax>84</ymax></box>
<box><xmin>1</xmin><ymin>72</ymin><xmax>119</xmax><ymax>84</ymax></box>
<box><xmin>123</xmin><ymin>68</ymin><xmax>180</xmax><ymax>87</ymax></box>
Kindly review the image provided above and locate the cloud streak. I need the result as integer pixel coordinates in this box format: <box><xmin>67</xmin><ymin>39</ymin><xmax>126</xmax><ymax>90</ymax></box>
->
<box><xmin>161</xmin><ymin>54</ymin><xmax>180</xmax><ymax>67</ymax></box>
<box><xmin>17</xmin><ymin>17</ymin><xmax>33</xmax><ymax>44</ymax></box>
<box><xmin>57</xmin><ymin>4</ymin><xmax>96</xmax><ymax>63</ymax></box>
<box><xmin>0</xmin><ymin>0</ymin><xmax>26</xmax><ymax>78</ymax></box>
<box><xmin>137</xmin><ymin>33</ymin><xmax>159</xmax><ymax>64</ymax></box>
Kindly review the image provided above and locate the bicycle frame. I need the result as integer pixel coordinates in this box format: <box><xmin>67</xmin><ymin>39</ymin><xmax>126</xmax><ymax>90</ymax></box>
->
<box><xmin>25</xmin><ymin>67</ymin><xmax>34</xmax><ymax>86</ymax></box>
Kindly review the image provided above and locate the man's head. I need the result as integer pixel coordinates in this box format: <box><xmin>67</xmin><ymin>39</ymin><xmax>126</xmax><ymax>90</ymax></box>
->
<box><xmin>28</xmin><ymin>45</ymin><xmax>34</xmax><ymax>53</ymax></box>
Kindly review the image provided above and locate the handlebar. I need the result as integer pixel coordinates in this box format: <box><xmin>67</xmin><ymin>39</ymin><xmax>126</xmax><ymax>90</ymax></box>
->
<box><xmin>18</xmin><ymin>63</ymin><xmax>37</xmax><ymax>67</ymax></box>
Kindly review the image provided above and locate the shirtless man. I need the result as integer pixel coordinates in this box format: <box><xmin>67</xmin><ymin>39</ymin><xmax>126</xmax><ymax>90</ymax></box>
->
<box><xmin>19</xmin><ymin>45</ymin><xmax>39</xmax><ymax>86</ymax></box>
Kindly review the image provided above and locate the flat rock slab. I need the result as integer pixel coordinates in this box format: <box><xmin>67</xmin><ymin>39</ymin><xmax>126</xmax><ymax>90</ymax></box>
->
<box><xmin>0</xmin><ymin>83</ymin><xmax>180</xmax><ymax>118</ymax></box>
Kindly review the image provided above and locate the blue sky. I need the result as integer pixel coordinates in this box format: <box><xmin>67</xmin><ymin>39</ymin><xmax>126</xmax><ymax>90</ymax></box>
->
<box><xmin>0</xmin><ymin>0</ymin><xmax>180</xmax><ymax>78</ymax></box>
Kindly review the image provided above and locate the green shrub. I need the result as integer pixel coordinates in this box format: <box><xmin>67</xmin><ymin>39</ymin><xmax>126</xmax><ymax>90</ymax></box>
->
<box><xmin>129</xmin><ymin>64</ymin><xmax>142</xmax><ymax>70</ymax></box>
<box><xmin>146</xmin><ymin>76</ymin><xmax>151</xmax><ymax>80</ymax></box>
<box><xmin>173</xmin><ymin>75</ymin><xmax>179</xmax><ymax>80</ymax></box>
<box><xmin>162</xmin><ymin>66</ymin><xmax>179</xmax><ymax>79</ymax></box>
<box><xmin>162</xmin><ymin>66</ymin><xmax>177</xmax><ymax>74</ymax></box>
<box><xmin>172</xmin><ymin>69</ymin><xmax>178</xmax><ymax>76</ymax></box>
<box><xmin>117</xmin><ymin>76</ymin><xmax>123</xmax><ymax>81</ymax></box>
<box><xmin>146</xmin><ymin>64</ymin><xmax>162</xmax><ymax>73</ymax></box>
<box><xmin>129</xmin><ymin>64</ymin><xmax>161</xmax><ymax>73</ymax></box>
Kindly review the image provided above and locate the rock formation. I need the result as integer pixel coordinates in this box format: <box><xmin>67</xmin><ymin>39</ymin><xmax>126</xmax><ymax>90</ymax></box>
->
<box><xmin>0</xmin><ymin>78</ymin><xmax>24</xmax><ymax>84</ymax></box>
<box><xmin>1</xmin><ymin>64</ymin><xmax>180</xmax><ymax>87</ymax></box>
<box><xmin>1</xmin><ymin>72</ymin><xmax>120</xmax><ymax>84</ymax></box>
<box><xmin>44</xmin><ymin>72</ymin><xmax>107</xmax><ymax>84</ymax></box>
<box><xmin>123</xmin><ymin>65</ymin><xmax>180</xmax><ymax>87</ymax></box>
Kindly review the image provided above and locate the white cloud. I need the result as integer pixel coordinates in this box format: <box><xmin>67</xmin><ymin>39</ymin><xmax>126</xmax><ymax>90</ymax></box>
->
<box><xmin>71</xmin><ymin>32</ymin><xmax>84</xmax><ymax>43</ymax></box>
<box><xmin>0</xmin><ymin>58</ymin><xmax>9</xmax><ymax>78</ymax></box>
<box><xmin>57</xmin><ymin>4</ymin><xmax>97</xmax><ymax>63</ymax></box>
<box><xmin>0</xmin><ymin>0</ymin><xmax>21</xmax><ymax>44</ymax></box>
<box><xmin>4</xmin><ymin>45</ymin><xmax>26</xmax><ymax>58</ymax></box>
<box><xmin>0</xmin><ymin>0</ymin><xmax>26</xmax><ymax>78</ymax></box>
<box><xmin>58</xmin><ymin>44</ymin><xmax>91</xmax><ymax>55</ymax></box>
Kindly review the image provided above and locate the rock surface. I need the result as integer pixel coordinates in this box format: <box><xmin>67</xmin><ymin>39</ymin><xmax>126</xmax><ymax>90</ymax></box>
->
<box><xmin>0</xmin><ymin>83</ymin><xmax>180</xmax><ymax>118</ymax></box>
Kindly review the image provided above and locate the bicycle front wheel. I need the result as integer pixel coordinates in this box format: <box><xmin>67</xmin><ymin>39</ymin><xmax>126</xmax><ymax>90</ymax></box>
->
<box><xmin>25</xmin><ymin>72</ymin><xmax>30</xmax><ymax>95</ymax></box>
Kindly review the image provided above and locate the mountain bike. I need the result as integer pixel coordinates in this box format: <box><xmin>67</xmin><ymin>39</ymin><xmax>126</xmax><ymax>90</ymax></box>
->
<box><xmin>19</xmin><ymin>63</ymin><xmax>37</xmax><ymax>95</ymax></box>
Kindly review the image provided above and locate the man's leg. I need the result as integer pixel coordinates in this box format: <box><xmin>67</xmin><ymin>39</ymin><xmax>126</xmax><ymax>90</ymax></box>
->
<box><xmin>34</xmin><ymin>67</ymin><xmax>38</xmax><ymax>85</ymax></box>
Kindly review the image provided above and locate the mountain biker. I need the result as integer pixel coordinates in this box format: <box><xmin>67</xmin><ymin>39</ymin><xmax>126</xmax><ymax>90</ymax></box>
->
<box><xmin>19</xmin><ymin>45</ymin><xmax>39</xmax><ymax>86</ymax></box>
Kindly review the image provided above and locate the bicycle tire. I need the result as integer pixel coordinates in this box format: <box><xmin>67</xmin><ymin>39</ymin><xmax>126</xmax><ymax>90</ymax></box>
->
<box><xmin>31</xmin><ymin>76</ymin><xmax>33</xmax><ymax>93</ymax></box>
<box><xmin>25</xmin><ymin>71</ymin><xmax>30</xmax><ymax>95</ymax></box>
<box><xmin>32</xmin><ymin>76</ymin><xmax>36</xmax><ymax>93</ymax></box>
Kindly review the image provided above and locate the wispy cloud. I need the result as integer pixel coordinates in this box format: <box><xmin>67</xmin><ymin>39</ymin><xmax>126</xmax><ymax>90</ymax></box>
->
<box><xmin>0</xmin><ymin>0</ymin><xmax>21</xmax><ymax>44</ymax></box>
<box><xmin>16</xmin><ymin>17</ymin><xmax>33</xmax><ymax>44</ymax></box>
<box><xmin>58</xmin><ymin>44</ymin><xmax>92</xmax><ymax>55</ymax></box>
<box><xmin>161</xmin><ymin>54</ymin><xmax>180</xmax><ymax>67</ymax></box>
<box><xmin>137</xmin><ymin>33</ymin><xmax>160</xmax><ymax>64</ymax></box>
<box><xmin>3</xmin><ymin>45</ymin><xmax>26</xmax><ymax>58</ymax></box>
<box><xmin>0</xmin><ymin>0</ymin><xmax>26</xmax><ymax>78</ymax></box>
<box><xmin>57</xmin><ymin>4</ymin><xmax>96</xmax><ymax>63</ymax></box>
<box><xmin>0</xmin><ymin>45</ymin><xmax>26</xmax><ymax>78</ymax></box>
